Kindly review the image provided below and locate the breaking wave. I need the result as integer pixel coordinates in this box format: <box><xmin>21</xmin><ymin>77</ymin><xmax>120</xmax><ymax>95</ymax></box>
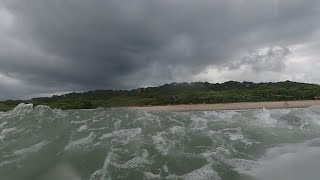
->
<box><xmin>1</xmin><ymin>104</ymin><xmax>320</xmax><ymax>180</ymax></box>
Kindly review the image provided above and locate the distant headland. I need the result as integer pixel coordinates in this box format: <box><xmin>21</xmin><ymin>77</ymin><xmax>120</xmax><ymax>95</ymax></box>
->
<box><xmin>1</xmin><ymin>81</ymin><xmax>320</xmax><ymax>112</ymax></box>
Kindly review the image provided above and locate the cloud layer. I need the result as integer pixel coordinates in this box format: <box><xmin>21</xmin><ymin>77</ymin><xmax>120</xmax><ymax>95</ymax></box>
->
<box><xmin>0</xmin><ymin>0</ymin><xmax>320</xmax><ymax>99</ymax></box>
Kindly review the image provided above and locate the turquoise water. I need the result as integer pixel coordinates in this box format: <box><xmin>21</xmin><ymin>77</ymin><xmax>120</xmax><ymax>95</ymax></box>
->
<box><xmin>1</xmin><ymin>104</ymin><xmax>320</xmax><ymax>180</ymax></box>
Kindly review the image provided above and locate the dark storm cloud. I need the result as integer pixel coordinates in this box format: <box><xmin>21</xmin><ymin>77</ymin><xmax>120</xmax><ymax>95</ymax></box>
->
<box><xmin>0</xmin><ymin>0</ymin><xmax>320</xmax><ymax>99</ymax></box>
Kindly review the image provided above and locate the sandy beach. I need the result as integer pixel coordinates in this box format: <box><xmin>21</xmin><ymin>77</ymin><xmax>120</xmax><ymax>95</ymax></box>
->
<box><xmin>129</xmin><ymin>100</ymin><xmax>320</xmax><ymax>112</ymax></box>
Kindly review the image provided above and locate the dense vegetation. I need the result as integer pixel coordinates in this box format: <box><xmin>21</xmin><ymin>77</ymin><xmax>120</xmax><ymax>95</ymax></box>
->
<box><xmin>1</xmin><ymin>81</ymin><xmax>320</xmax><ymax>111</ymax></box>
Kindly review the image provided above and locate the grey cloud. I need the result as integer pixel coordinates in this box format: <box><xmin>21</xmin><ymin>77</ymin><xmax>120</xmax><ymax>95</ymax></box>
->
<box><xmin>228</xmin><ymin>46</ymin><xmax>291</xmax><ymax>72</ymax></box>
<box><xmin>0</xmin><ymin>0</ymin><xmax>320</xmax><ymax>99</ymax></box>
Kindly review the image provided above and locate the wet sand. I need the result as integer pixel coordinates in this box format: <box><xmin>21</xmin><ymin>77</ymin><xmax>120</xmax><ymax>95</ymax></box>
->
<box><xmin>129</xmin><ymin>100</ymin><xmax>320</xmax><ymax>112</ymax></box>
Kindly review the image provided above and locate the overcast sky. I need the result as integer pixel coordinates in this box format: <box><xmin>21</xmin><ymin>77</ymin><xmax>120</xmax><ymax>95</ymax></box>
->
<box><xmin>0</xmin><ymin>0</ymin><xmax>320</xmax><ymax>100</ymax></box>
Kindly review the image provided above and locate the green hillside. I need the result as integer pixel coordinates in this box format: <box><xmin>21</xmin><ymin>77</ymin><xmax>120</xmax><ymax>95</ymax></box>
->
<box><xmin>1</xmin><ymin>81</ymin><xmax>320</xmax><ymax>111</ymax></box>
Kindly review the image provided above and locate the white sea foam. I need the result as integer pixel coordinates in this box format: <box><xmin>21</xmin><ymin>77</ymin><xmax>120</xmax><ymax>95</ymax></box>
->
<box><xmin>113</xmin><ymin>149</ymin><xmax>152</xmax><ymax>169</ymax></box>
<box><xmin>169</xmin><ymin>126</ymin><xmax>185</xmax><ymax>136</ymax></box>
<box><xmin>13</xmin><ymin>140</ymin><xmax>49</xmax><ymax>156</ymax></box>
<box><xmin>99</xmin><ymin>128</ymin><xmax>142</xmax><ymax>144</ymax></box>
<box><xmin>167</xmin><ymin>115</ymin><xmax>185</xmax><ymax>126</ymax></box>
<box><xmin>218</xmin><ymin>127</ymin><xmax>253</xmax><ymax>145</ymax></box>
<box><xmin>135</xmin><ymin>111</ymin><xmax>161</xmax><ymax>127</ymax></box>
<box><xmin>71</xmin><ymin>118</ymin><xmax>94</xmax><ymax>124</ymax></box>
<box><xmin>1</xmin><ymin>127</ymin><xmax>17</xmax><ymax>135</ymax></box>
<box><xmin>77</xmin><ymin>125</ymin><xmax>88</xmax><ymax>132</ymax></box>
<box><xmin>204</xmin><ymin>110</ymin><xmax>240</xmax><ymax>120</ymax></box>
<box><xmin>0</xmin><ymin>159</ymin><xmax>18</xmax><ymax>168</ymax></box>
<box><xmin>152</xmin><ymin>132</ymin><xmax>172</xmax><ymax>156</ymax></box>
<box><xmin>181</xmin><ymin>165</ymin><xmax>221</xmax><ymax>180</ymax></box>
<box><xmin>89</xmin><ymin>169</ymin><xmax>102</xmax><ymax>180</ymax></box>
<box><xmin>225</xmin><ymin>158</ymin><xmax>260</xmax><ymax>175</ymax></box>
<box><xmin>12</xmin><ymin>103</ymin><xmax>33</xmax><ymax>115</ymax></box>
<box><xmin>0</xmin><ymin>135</ymin><xmax>4</xmax><ymax>142</ymax></box>
<box><xmin>144</xmin><ymin>172</ymin><xmax>161</xmax><ymax>179</ymax></box>
<box><xmin>305</xmin><ymin>111</ymin><xmax>320</xmax><ymax>125</ymax></box>
<box><xmin>299</xmin><ymin>122</ymin><xmax>309</xmax><ymax>130</ymax></box>
<box><xmin>229</xmin><ymin>132</ymin><xmax>244</xmax><ymax>141</ymax></box>
<box><xmin>100</xmin><ymin>149</ymin><xmax>119</xmax><ymax>180</ymax></box>
<box><xmin>163</xmin><ymin>164</ymin><xmax>169</xmax><ymax>173</ymax></box>
<box><xmin>254</xmin><ymin>109</ymin><xmax>278</xmax><ymax>127</ymax></box>
<box><xmin>64</xmin><ymin>132</ymin><xmax>95</xmax><ymax>151</ymax></box>
<box><xmin>190</xmin><ymin>116</ymin><xmax>208</xmax><ymax>130</ymax></box>
<box><xmin>0</xmin><ymin>121</ymin><xmax>7</xmax><ymax>129</ymax></box>
<box><xmin>220</xmin><ymin>127</ymin><xmax>244</xmax><ymax>141</ymax></box>
<box><xmin>113</xmin><ymin>120</ymin><xmax>122</xmax><ymax>130</ymax></box>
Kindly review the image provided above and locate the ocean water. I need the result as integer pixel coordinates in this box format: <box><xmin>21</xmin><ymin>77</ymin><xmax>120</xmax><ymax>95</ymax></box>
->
<box><xmin>1</xmin><ymin>104</ymin><xmax>320</xmax><ymax>180</ymax></box>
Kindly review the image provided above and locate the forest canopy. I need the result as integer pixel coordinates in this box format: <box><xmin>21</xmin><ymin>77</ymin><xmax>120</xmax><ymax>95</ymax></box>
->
<box><xmin>1</xmin><ymin>81</ymin><xmax>320</xmax><ymax>111</ymax></box>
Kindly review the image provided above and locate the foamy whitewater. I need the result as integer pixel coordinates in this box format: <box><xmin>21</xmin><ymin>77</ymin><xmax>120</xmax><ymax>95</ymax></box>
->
<box><xmin>1</xmin><ymin>104</ymin><xmax>320</xmax><ymax>180</ymax></box>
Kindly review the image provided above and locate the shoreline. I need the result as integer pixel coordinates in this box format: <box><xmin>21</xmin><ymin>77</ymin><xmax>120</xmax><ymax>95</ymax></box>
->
<box><xmin>129</xmin><ymin>100</ymin><xmax>320</xmax><ymax>112</ymax></box>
